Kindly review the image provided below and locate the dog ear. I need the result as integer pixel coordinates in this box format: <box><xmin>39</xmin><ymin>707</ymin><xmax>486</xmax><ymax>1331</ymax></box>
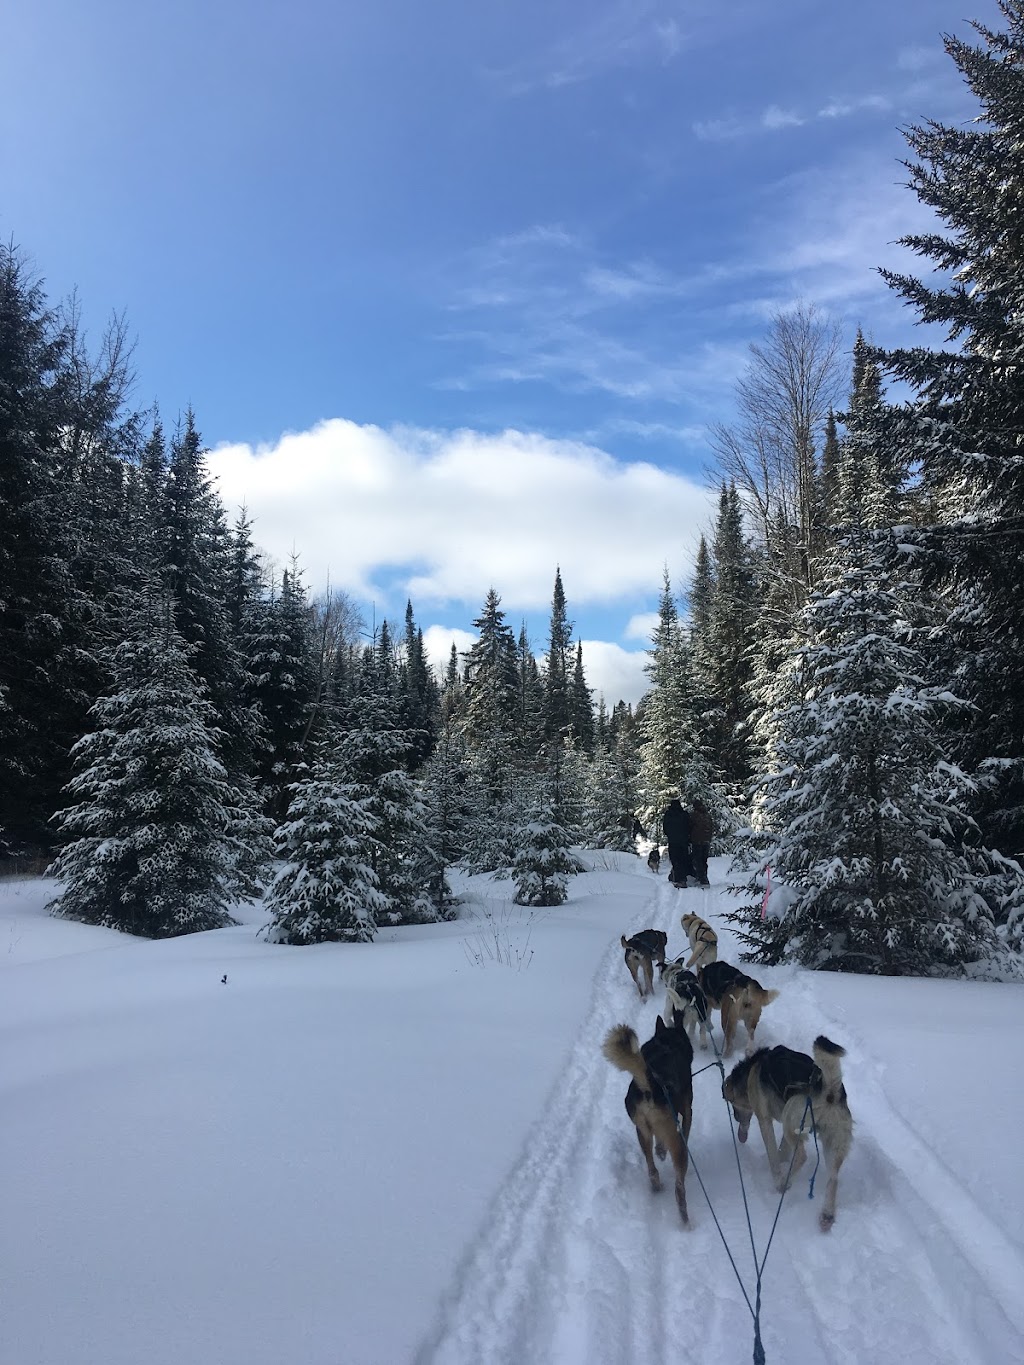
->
<box><xmin>655</xmin><ymin>1014</ymin><xmax>666</xmax><ymax>1034</ymax></box>
<box><xmin>620</xmin><ymin>935</ymin><xmax>629</xmax><ymax>948</ymax></box>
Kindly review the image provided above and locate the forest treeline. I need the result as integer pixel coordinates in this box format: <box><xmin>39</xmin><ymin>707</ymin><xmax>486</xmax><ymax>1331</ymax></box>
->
<box><xmin>3</xmin><ymin>5</ymin><xmax>1024</xmax><ymax>971</ymax></box>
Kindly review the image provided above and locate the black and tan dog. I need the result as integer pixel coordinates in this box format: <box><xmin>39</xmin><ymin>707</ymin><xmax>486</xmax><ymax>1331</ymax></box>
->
<box><xmin>647</xmin><ymin>847</ymin><xmax>661</xmax><ymax>874</ymax></box>
<box><xmin>722</xmin><ymin>1036</ymin><xmax>853</xmax><ymax>1231</ymax></box>
<box><xmin>659</xmin><ymin>957</ymin><xmax>710</xmax><ymax>1049</ymax></box>
<box><xmin>680</xmin><ymin>912</ymin><xmax>718</xmax><ymax>969</ymax></box>
<box><xmin>620</xmin><ymin>929</ymin><xmax>668</xmax><ymax>998</ymax></box>
<box><xmin>603</xmin><ymin>1016</ymin><xmax>694</xmax><ymax>1225</ymax></box>
<box><xmin>697</xmin><ymin>960</ymin><xmax>779</xmax><ymax>1056</ymax></box>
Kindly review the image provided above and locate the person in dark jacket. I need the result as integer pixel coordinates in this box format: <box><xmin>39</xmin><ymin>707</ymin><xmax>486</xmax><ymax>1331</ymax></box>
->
<box><xmin>688</xmin><ymin>799</ymin><xmax>713</xmax><ymax>887</ymax></box>
<box><xmin>662</xmin><ymin>797</ymin><xmax>693</xmax><ymax>887</ymax></box>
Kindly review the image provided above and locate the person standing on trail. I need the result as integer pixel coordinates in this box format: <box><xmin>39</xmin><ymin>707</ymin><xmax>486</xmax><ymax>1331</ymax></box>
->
<box><xmin>661</xmin><ymin>796</ymin><xmax>693</xmax><ymax>887</ymax></box>
<box><xmin>688</xmin><ymin>799</ymin><xmax>713</xmax><ymax>887</ymax></box>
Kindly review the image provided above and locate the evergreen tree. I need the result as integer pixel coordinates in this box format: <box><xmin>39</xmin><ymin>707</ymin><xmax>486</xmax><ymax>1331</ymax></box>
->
<box><xmin>462</xmin><ymin>589</ymin><xmax>519</xmax><ymax>804</ymax></box>
<box><xmin>585</xmin><ymin>745</ymin><xmax>638</xmax><ymax>851</ymax></box>
<box><xmin>398</xmin><ymin>601</ymin><xmax>438</xmax><ymax>770</ymax></box>
<box><xmin>335</xmin><ymin>655</ymin><xmax>437</xmax><ymax>924</ymax></box>
<box><xmin>252</xmin><ymin>564</ymin><xmax>316</xmax><ymax>819</ymax></box>
<box><xmin>514</xmin><ymin>623</ymin><xmax>546</xmax><ymax>759</ymax></box>
<box><xmin>735</xmin><ymin>517</ymin><xmax>1014</xmax><ymax>973</ymax></box>
<box><xmin>637</xmin><ymin>572</ymin><xmax>719</xmax><ymax>828</ymax></box>
<box><xmin>418</xmin><ymin>680</ymin><xmax>472</xmax><ymax>916</ymax></box>
<box><xmin>570</xmin><ymin>642</ymin><xmax>595</xmax><ymax>754</ymax></box>
<box><xmin>162</xmin><ymin>410</ymin><xmax>253</xmax><ymax>778</ymax></box>
<box><xmin>47</xmin><ymin>602</ymin><xmax>248</xmax><ymax>937</ymax></box>
<box><xmin>542</xmin><ymin>567</ymin><xmax>574</xmax><ymax>743</ymax></box>
<box><xmin>265</xmin><ymin>750</ymin><xmax>385</xmax><ymax>945</ymax></box>
<box><xmin>0</xmin><ymin>246</ymin><xmax>76</xmax><ymax>847</ymax></box>
<box><xmin>816</xmin><ymin>410</ymin><xmax>842</xmax><ymax>549</ymax></box>
<box><xmin>706</xmin><ymin>483</ymin><xmax>758</xmax><ymax>786</ymax></box>
<box><xmin>687</xmin><ymin>535</ymin><xmax>716</xmax><ymax>701</ymax></box>
<box><xmin>512</xmin><ymin>802</ymin><xmax>576</xmax><ymax>906</ymax></box>
<box><xmin>876</xmin><ymin>2</ymin><xmax>1024</xmax><ymax>857</ymax></box>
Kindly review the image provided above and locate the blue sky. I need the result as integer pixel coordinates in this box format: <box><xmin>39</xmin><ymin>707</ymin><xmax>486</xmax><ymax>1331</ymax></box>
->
<box><xmin>1</xmin><ymin>0</ymin><xmax>997</xmax><ymax>704</ymax></box>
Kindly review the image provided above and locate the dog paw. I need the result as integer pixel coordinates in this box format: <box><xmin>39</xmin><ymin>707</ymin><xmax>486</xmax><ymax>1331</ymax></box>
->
<box><xmin>819</xmin><ymin>1211</ymin><xmax>835</xmax><ymax>1232</ymax></box>
<box><xmin>648</xmin><ymin>1173</ymin><xmax>663</xmax><ymax>1193</ymax></box>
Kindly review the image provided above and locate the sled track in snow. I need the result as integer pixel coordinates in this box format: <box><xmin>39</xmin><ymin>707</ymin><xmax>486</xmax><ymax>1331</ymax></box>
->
<box><xmin>416</xmin><ymin>884</ymin><xmax>1024</xmax><ymax>1365</ymax></box>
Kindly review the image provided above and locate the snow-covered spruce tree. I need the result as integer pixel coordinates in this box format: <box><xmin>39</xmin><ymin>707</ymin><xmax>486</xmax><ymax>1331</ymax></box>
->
<box><xmin>735</xmin><ymin>431</ymin><xmax>1012</xmax><ymax>973</ymax></box>
<box><xmin>0</xmin><ymin>246</ymin><xmax>80</xmax><ymax>848</ymax></box>
<box><xmin>512</xmin><ymin>802</ymin><xmax>576</xmax><ymax>906</ymax></box>
<box><xmin>398</xmin><ymin>600</ymin><xmax>439</xmax><ymax>770</ymax></box>
<box><xmin>570</xmin><ymin>642</ymin><xmax>595</xmax><ymax>755</ymax></box>
<box><xmin>162</xmin><ymin>410</ymin><xmax>255</xmax><ymax>781</ymax></box>
<box><xmin>542</xmin><ymin>567</ymin><xmax>574</xmax><ymax>744</ymax></box>
<box><xmin>584</xmin><ymin>743</ymin><xmax>638</xmax><ymax>851</ymax></box>
<box><xmin>47</xmin><ymin>602</ymin><xmax>251</xmax><ymax>937</ymax></box>
<box><xmin>334</xmin><ymin>654</ymin><xmax>438</xmax><ymax>925</ymax></box>
<box><xmin>637</xmin><ymin>571</ymin><xmax>722</xmax><ymax>830</ymax></box>
<box><xmin>460</xmin><ymin>590</ymin><xmax>521</xmax><ymax>871</ymax></box>
<box><xmin>251</xmin><ymin>562</ymin><xmax>317</xmax><ymax>820</ymax></box>
<box><xmin>705</xmin><ymin>483</ymin><xmax>759</xmax><ymax>788</ymax></box>
<box><xmin>876</xmin><ymin>3</ymin><xmax>1024</xmax><ymax>862</ymax></box>
<box><xmin>513</xmin><ymin>623</ymin><xmax>545</xmax><ymax>760</ymax></box>
<box><xmin>416</xmin><ymin>685</ymin><xmax>471</xmax><ymax>918</ymax></box>
<box><xmin>265</xmin><ymin>748</ymin><xmax>386</xmax><ymax>945</ymax></box>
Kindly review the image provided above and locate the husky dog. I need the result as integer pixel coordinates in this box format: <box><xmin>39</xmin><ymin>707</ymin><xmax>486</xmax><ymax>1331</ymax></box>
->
<box><xmin>603</xmin><ymin>1016</ymin><xmax>694</xmax><ymax>1225</ymax></box>
<box><xmin>697</xmin><ymin>960</ymin><xmax>779</xmax><ymax>1057</ymax></box>
<box><xmin>620</xmin><ymin>930</ymin><xmax>668</xmax><ymax>998</ymax></box>
<box><xmin>660</xmin><ymin>958</ymin><xmax>710</xmax><ymax>1049</ymax></box>
<box><xmin>722</xmin><ymin>1037</ymin><xmax>853</xmax><ymax>1231</ymax></box>
<box><xmin>680</xmin><ymin>912</ymin><xmax>718</xmax><ymax>969</ymax></box>
<box><xmin>647</xmin><ymin>847</ymin><xmax>661</xmax><ymax>874</ymax></box>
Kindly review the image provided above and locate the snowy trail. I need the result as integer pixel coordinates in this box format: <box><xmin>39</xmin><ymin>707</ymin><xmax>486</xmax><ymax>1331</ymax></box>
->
<box><xmin>416</xmin><ymin>875</ymin><xmax>1024</xmax><ymax>1365</ymax></box>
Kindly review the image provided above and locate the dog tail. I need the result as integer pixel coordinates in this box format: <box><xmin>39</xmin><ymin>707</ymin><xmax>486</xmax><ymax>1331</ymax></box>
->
<box><xmin>748</xmin><ymin>984</ymin><xmax>779</xmax><ymax>1007</ymax></box>
<box><xmin>812</xmin><ymin>1036</ymin><xmax>846</xmax><ymax>1092</ymax></box>
<box><xmin>602</xmin><ymin>1024</ymin><xmax>650</xmax><ymax>1089</ymax></box>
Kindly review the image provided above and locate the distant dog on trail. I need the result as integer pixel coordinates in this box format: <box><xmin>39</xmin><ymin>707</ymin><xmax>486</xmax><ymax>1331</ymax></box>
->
<box><xmin>620</xmin><ymin>930</ymin><xmax>668</xmax><ymax>998</ymax></box>
<box><xmin>722</xmin><ymin>1036</ymin><xmax>853</xmax><ymax>1231</ymax></box>
<box><xmin>659</xmin><ymin>958</ymin><xmax>710</xmax><ymax>1049</ymax></box>
<box><xmin>603</xmin><ymin>1016</ymin><xmax>694</xmax><ymax>1225</ymax></box>
<box><xmin>680</xmin><ymin>912</ymin><xmax>718</xmax><ymax>969</ymax></box>
<box><xmin>647</xmin><ymin>847</ymin><xmax>661</xmax><ymax>874</ymax></box>
<box><xmin>697</xmin><ymin>960</ymin><xmax>779</xmax><ymax>1057</ymax></box>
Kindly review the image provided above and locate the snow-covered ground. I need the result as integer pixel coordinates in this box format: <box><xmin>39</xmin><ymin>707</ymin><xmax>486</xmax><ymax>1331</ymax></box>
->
<box><xmin>2</xmin><ymin>857</ymin><xmax>1022</xmax><ymax>1365</ymax></box>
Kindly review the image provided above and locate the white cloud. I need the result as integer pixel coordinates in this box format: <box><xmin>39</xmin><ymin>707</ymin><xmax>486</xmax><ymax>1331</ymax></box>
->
<box><xmin>624</xmin><ymin>611</ymin><xmax>660</xmax><ymax>642</ymax></box>
<box><xmin>817</xmin><ymin>94</ymin><xmax>890</xmax><ymax>120</ymax></box>
<box><xmin>421</xmin><ymin>625</ymin><xmax>477</xmax><ymax>677</ymax></box>
<box><xmin>579</xmin><ymin>640</ymin><xmax>650</xmax><ymax>709</ymax></box>
<box><xmin>208</xmin><ymin>420</ymin><xmax>716</xmax><ymax>617</ymax></box>
<box><xmin>761</xmin><ymin>105</ymin><xmax>804</xmax><ymax>131</ymax></box>
<box><xmin>485</xmin><ymin>0</ymin><xmax>691</xmax><ymax>95</ymax></box>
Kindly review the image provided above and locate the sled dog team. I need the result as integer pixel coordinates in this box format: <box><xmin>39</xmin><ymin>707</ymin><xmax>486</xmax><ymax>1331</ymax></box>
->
<box><xmin>608</xmin><ymin>912</ymin><xmax>853</xmax><ymax>1232</ymax></box>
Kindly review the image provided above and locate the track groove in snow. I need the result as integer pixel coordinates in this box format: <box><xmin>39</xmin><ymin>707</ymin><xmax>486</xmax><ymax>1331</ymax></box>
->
<box><xmin>417</xmin><ymin>879</ymin><xmax>1024</xmax><ymax>1365</ymax></box>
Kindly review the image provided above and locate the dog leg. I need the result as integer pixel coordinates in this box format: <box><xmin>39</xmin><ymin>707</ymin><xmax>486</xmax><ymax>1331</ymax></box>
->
<box><xmin>820</xmin><ymin>1169</ymin><xmax>840</xmax><ymax>1231</ymax></box>
<box><xmin>778</xmin><ymin>1120</ymin><xmax>808</xmax><ymax>1193</ymax></box>
<box><xmin>743</xmin><ymin>1003</ymin><xmax>762</xmax><ymax>1051</ymax></box>
<box><xmin>757</xmin><ymin>1113</ymin><xmax>784</xmax><ymax>1186</ymax></box>
<box><xmin>818</xmin><ymin>1136</ymin><xmax>847</xmax><ymax>1231</ymax></box>
<box><xmin>660</xmin><ymin>1113</ymin><xmax>690</xmax><ymax>1225</ymax></box>
<box><xmin>635</xmin><ymin>1121</ymin><xmax>661</xmax><ymax>1192</ymax></box>
<box><xmin>721</xmin><ymin>997</ymin><xmax>737</xmax><ymax>1056</ymax></box>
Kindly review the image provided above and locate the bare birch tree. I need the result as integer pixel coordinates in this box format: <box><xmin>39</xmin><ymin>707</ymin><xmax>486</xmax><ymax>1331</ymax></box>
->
<box><xmin>710</xmin><ymin>302</ymin><xmax>844</xmax><ymax>592</ymax></box>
